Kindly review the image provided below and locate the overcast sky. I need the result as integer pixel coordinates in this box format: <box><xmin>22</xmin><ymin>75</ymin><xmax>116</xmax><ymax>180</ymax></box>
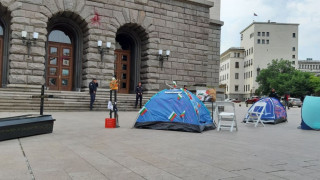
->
<box><xmin>220</xmin><ymin>0</ymin><xmax>320</xmax><ymax>60</ymax></box>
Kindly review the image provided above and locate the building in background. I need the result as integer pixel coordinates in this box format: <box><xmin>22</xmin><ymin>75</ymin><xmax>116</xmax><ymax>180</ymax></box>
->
<box><xmin>298</xmin><ymin>59</ymin><xmax>320</xmax><ymax>76</ymax></box>
<box><xmin>220</xmin><ymin>47</ymin><xmax>245</xmax><ymax>100</ymax></box>
<box><xmin>220</xmin><ymin>21</ymin><xmax>299</xmax><ymax>100</ymax></box>
<box><xmin>0</xmin><ymin>0</ymin><xmax>222</xmax><ymax>94</ymax></box>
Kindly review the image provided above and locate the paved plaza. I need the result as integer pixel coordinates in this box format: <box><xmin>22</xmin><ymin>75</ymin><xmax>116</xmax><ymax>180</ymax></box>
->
<box><xmin>0</xmin><ymin>104</ymin><xmax>319</xmax><ymax>180</ymax></box>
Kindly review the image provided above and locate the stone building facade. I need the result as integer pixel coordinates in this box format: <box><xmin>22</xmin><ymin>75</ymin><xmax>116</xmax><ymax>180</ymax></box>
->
<box><xmin>0</xmin><ymin>0</ymin><xmax>222</xmax><ymax>93</ymax></box>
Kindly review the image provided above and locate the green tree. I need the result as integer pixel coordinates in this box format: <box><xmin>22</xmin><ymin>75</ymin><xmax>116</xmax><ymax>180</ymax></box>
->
<box><xmin>256</xmin><ymin>59</ymin><xmax>318</xmax><ymax>98</ymax></box>
<box><xmin>256</xmin><ymin>59</ymin><xmax>295</xmax><ymax>96</ymax></box>
<box><xmin>309</xmin><ymin>75</ymin><xmax>320</xmax><ymax>95</ymax></box>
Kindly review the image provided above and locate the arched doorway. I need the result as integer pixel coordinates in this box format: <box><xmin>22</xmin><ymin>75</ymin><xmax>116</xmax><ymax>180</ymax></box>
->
<box><xmin>47</xmin><ymin>15</ymin><xmax>85</xmax><ymax>91</ymax></box>
<box><xmin>47</xmin><ymin>30</ymin><xmax>73</xmax><ymax>91</ymax></box>
<box><xmin>0</xmin><ymin>6</ymin><xmax>10</xmax><ymax>88</ymax></box>
<box><xmin>0</xmin><ymin>24</ymin><xmax>3</xmax><ymax>88</ymax></box>
<box><xmin>115</xmin><ymin>24</ymin><xmax>148</xmax><ymax>94</ymax></box>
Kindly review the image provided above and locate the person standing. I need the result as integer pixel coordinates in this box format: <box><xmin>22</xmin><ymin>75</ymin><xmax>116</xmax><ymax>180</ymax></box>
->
<box><xmin>89</xmin><ymin>78</ymin><xmax>98</xmax><ymax>110</ymax></box>
<box><xmin>135</xmin><ymin>82</ymin><xmax>143</xmax><ymax>108</ymax></box>
<box><xmin>284</xmin><ymin>93</ymin><xmax>290</xmax><ymax>110</ymax></box>
<box><xmin>269</xmin><ymin>88</ymin><xmax>280</xmax><ymax>100</ymax></box>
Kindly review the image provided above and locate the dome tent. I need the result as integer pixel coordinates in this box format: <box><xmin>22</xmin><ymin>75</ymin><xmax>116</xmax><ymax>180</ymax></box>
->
<box><xmin>134</xmin><ymin>89</ymin><xmax>215</xmax><ymax>133</ymax></box>
<box><xmin>301</xmin><ymin>96</ymin><xmax>320</xmax><ymax>130</ymax></box>
<box><xmin>244</xmin><ymin>97</ymin><xmax>287</xmax><ymax>124</ymax></box>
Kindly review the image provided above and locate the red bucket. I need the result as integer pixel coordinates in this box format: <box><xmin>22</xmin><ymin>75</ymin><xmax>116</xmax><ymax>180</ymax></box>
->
<box><xmin>105</xmin><ymin>118</ymin><xmax>116</xmax><ymax>128</ymax></box>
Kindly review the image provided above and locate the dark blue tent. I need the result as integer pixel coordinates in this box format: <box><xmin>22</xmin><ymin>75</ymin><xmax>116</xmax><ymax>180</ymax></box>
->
<box><xmin>301</xmin><ymin>96</ymin><xmax>320</xmax><ymax>130</ymax></box>
<box><xmin>245</xmin><ymin>97</ymin><xmax>287</xmax><ymax>124</ymax></box>
<box><xmin>134</xmin><ymin>89</ymin><xmax>215</xmax><ymax>132</ymax></box>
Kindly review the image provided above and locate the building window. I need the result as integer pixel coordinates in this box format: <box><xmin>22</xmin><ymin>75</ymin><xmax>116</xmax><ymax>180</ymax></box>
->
<box><xmin>292</xmin><ymin>47</ymin><xmax>296</xmax><ymax>51</ymax></box>
<box><xmin>258</xmin><ymin>32</ymin><xmax>261</xmax><ymax>36</ymax></box>
<box><xmin>262</xmin><ymin>32</ymin><xmax>265</xmax><ymax>36</ymax></box>
<box><xmin>235</xmin><ymin>62</ymin><xmax>239</xmax><ymax>68</ymax></box>
<box><xmin>235</xmin><ymin>73</ymin><xmax>239</xmax><ymax>79</ymax></box>
<box><xmin>250</xmin><ymin>33</ymin><xmax>254</xmax><ymax>38</ymax></box>
<box><xmin>244</xmin><ymin>85</ymin><xmax>245</xmax><ymax>91</ymax></box>
<box><xmin>251</xmin><ymin>71</ymin><xmax>252</xmax><ymax>77</ymax></box>
<box><xmin>292</xmin><ymin>55</ymin><xmax>296</xmax><ymax>59</ymax></box>
<box><xmin>266</xmin><ymin>40</ymin><xmax>269</xmax><ymax>44</ymax></box>
<box><xmin>244</xmin><ymin>73</ymin><xmax>245</xmax><ymax>79</ymax></box>
<box><xmin>267</xmin><ymin>32</ymin><xmax>270</xmax><ymax>37</ymax></box>
<box><xmin>257</xmin><ymin>39</ymin><xmax>261</xmax><ymax>44</ymax></box>
<box><xmin>237</xmin><ymin>53</ymin><xmax>240</xmax><ymax>57</ymax></box>
<box><xmin>235</xmin><ymin>85</ymin><xmax>239</xmax><ymax>92</ymax></box>
<box><xmin>251</xmin><ymin>47</ymin><xmax>253</xmax><ymax>54</ymax></box>
<box><xmin>292</xmin><ymin>61</ymin><xmax>295</xmax><ymax>65</ymax></box>
<box><xmin>262</xmin><ymin>39</ymin><xmax>265</xmax><ymax>44</ymax></box>
<box><xmin>241</xmin><ymin>34</ymin><xmax>243</xmax><ymax>40</ymax></box>
<box><xmin>293</xmin><ymin>33</ymin><xmax>296</xmax><ymax>38</ymax></box>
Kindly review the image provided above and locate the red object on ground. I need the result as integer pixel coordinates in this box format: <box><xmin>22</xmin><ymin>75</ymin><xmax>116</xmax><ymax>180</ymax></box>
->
<box><xmin>105</xmin><ymin>118</ymin><xmax>116</xmax><ymax>128</ymax></box>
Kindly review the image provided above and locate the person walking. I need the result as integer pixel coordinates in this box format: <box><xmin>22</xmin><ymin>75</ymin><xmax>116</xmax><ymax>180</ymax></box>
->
<box><xmin>269</xmin><ymin>88</ymin><xmax>280</xmax><ymax>100</ymax></box>
<box><xmin>135</xmin><ymin>82</ymin><xmax>143</xmax><ymax>108</ymax></box>
<box><xmin>89</xmin><ymin>78</ymin><xmax>98</xmax><ymax>110</ymax></box>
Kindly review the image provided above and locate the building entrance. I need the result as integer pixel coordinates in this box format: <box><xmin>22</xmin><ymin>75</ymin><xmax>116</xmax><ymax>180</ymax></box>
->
<box><xmin>47</xmin><ymin>42</ymin><xmax>73</xmax><ymax>91</ymax></box>
<box><xmin>114</xmin><ymin>49</ymin><xmax>131</xmax><ymax>94</ymax></box>
<box><xmin>0</xmin><ymin>36</ymin><xmax>3</xmax><ymax>88</ymax></box>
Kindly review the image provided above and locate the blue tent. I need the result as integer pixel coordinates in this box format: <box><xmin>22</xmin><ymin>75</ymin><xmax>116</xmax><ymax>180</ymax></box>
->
<box><xmin>245</xmin><ymin>97</ymin><xmax>287</xmax><ymax>124</ymax></box>
<box><xmin>134</xmin><ymin>89</ymin><xmax>215</xmax><ymax>132</ymax></box>
<box><xmin>301</xmin><ymin>96</ymin><xmax>320</xmax><ymax>130</ymax></box>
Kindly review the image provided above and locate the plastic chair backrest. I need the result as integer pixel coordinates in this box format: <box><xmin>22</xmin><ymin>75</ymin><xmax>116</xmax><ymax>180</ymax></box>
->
<box><xmin>249</xmin><ymin>102</ymin><xmax>266</xmax><ymax>114</ymax></box>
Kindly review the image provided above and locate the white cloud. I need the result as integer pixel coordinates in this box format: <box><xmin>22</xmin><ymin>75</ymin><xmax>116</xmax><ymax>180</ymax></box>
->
<box><xmin>220</xmin><ymin>0</ymin><xmax>320</xmax><ymax>60</ymax></box>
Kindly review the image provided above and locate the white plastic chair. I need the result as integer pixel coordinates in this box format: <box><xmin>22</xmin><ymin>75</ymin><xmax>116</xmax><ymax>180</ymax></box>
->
<box><xmin>215</xmin><ymin>101</ymin><xmax>238</xmax><ymax>132</ymax></box>
<box><xmin>246</xmin><ymin>102</ymin><xmax>267</xmax><ymax>127</ymax></box>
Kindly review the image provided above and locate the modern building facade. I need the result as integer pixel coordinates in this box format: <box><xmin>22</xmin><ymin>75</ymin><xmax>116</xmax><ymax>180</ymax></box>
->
<box><xmin>0</xmin><ymin>0</ymin><xmax>222</xmax><ymax>94</ymax></box>
<box><xmin>220</xmin><ymin>21</ymin><xmax>299</xmax><ymax>100</ymax></box>
<box><xmin>298</xmin><ymin>59</ymin><xmax>320</xmax><ymax>76</ymax></box>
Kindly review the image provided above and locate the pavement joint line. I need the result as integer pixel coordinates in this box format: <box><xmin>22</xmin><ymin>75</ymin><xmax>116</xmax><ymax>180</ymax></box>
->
<box><xmin>229</xmin><ymin>168</ymin><xmax>251</xmax><ymax>172</ymax></box>
<box><xmin>97</xmin><ymin>151</ymin><xmax>148</xmax><ymax>180</ymax></box>
<box><xmin>265</xmin><ymin>169</ymin><xmax>286</xmax><ymax>173</ymax></box>
<box><xmin>18</xmin><ymin>139</ymin><xmax>35</xmax><ymax>180</ymax></box>
<box><xmin>62</xmin><ymin>143</ymin><xmax>111</xmax><ymax>180</ymax></box>
<box><xmin>131</xmin><ymin>152</ymin><xmax>183</xmax><ymax>179</ymax></box>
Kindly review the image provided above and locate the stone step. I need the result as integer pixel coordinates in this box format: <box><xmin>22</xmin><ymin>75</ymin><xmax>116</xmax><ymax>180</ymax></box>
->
<box><xmin>0</xmin><ymin>87</ymin><xmax>153</xmax><ymax>112</ymax></box>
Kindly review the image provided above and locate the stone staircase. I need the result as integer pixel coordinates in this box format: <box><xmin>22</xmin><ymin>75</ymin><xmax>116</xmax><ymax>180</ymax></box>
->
<box><xmin>0</xmin><ymin>86</ymin><xmax>154</xmax><ymax>112</ymax></box>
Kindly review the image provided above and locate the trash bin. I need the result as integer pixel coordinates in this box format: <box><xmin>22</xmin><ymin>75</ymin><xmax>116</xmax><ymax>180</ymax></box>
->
<box><xmin>105</xmin><ymin>118</ymin><xmax>116</xmax><ymax>128</ymax></box>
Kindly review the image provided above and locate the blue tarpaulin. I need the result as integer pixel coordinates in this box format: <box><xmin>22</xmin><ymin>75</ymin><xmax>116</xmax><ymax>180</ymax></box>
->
<box><xmin>134</xmin><ymin>89</ymin><xmax>215</xmax><ymax>132</ymax></box>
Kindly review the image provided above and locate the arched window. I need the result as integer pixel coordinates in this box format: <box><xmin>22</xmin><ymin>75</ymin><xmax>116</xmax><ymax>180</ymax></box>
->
<box><xmin>0</xmin><ymin>25</ymin><xmax>3</xmax><ymax>35</ymax></box>
<box><xmin>48</xmin><ymin>30</ymin><xmax>71</xmax><ymax>44</ymax></box>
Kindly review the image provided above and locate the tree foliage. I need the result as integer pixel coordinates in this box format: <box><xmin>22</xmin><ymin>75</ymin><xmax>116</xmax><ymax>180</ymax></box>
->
<box><xmin>256</xmin><ymin>59</ymin><xmax>320</xmax><ymax>98</ymax></box>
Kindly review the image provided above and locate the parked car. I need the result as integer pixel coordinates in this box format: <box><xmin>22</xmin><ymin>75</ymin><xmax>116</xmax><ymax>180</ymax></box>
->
<box><xmin>224</xmin><ymin>98</ymin><xmax>241</xmax><ymax>103</ymax></box>
<box><xmin>245</xmin><ymin>96</ymin><xmax>260</xmax><ymax>104</ymax></box>
<box><xmin>289</xmin><ymin>98</ymin><xmax>302</xmax><ymax>107</ymax></box>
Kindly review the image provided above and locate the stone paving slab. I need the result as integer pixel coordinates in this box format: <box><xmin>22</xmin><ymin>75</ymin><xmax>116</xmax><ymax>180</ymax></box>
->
<box><xmin>0</xmin><ymin>105</ymin><xmax>319</xmax><ymax>180</ymax></box>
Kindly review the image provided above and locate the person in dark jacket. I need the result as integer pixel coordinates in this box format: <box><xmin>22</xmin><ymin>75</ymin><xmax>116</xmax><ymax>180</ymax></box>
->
<box><xmin>89</xmin><ymin>78</ymin><xmax>98</xmax><ymax>110</ymax></box>
<box><xmin>135</xmin><ymin>82</ymin><xmax>143</xmax><ymax>108</ymax></box>
<box><xmin>269</xmin><ymin>88</ymin><xmax>280</xmax><ymax>100</ymax></box>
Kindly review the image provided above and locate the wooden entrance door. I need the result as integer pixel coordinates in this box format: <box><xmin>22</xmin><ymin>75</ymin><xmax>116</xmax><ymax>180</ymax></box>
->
<box><xmin>0</xmin><ymin>36</ymin><xmax>3</xmax><ymax>88</ymax></box>
<box><xmin>114</xmin><ymin>50</ymin><xmax>130</xmax><ymax>93</ymax></box>
<box><xmin>47</xmin><ymin>42</ymin><xmax>73</xmax><ymax>91</ymax></box>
